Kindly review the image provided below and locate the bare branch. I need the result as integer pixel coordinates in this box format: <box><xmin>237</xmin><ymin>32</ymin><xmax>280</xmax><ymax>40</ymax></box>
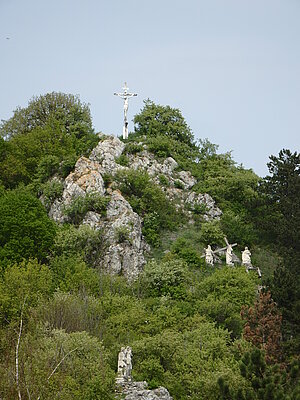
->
<box><xmin>16</xmin><ymin>299</ymin><xmax>26</xmax><ymax>400</ymax></box>
<box><xmin>46</xmin><ymin>347</ymin><xmax>78</xmax><ymax>382</ymax></box>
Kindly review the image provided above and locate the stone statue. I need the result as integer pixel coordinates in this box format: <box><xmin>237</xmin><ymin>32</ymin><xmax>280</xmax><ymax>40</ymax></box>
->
<box><xmin>226</xmin><ymin>244</ymin><xmax>234</xmax><ymax>266</ymax></box>
<box><xmin>117</xmin><ymin>346</ymin><xmax>132</xmax><ymax>382</ymax></box>
<box><xmin>205</xmin><ymin>245</ymin><xmax>214</xmax><ymax>265</ymax></box>
<box><xmin>114</xmin><ymin>82</ymin><xmax>137</xmax><ymax>140</ymax></box>
<box><xmin>242</xmin><ymin>247</ymin><xmax>252</xmax><ymax>266</ymax></box>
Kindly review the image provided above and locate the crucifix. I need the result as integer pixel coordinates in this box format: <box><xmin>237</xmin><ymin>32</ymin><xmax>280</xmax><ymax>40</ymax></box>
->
<box><xmin>114</xmin><ymin>82</ymin><xmax>137</xmax><ymax>140</ymax></box>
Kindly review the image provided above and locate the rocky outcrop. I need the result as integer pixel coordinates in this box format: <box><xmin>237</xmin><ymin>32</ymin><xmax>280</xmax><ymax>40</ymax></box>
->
<box><xmin>83</xmin><ymin>191</ymin><xmax>148</xmax><ymax>280</ymax></box>
<box><xmin>89</xmin><ymin>134</ymin><xmax>125</xmax><ymax>174</ymax></box>
<box><xmin>46</xmin><ymin>134</ymin><xmax>222</xmax><ymax>280</ymax></box>
<box><xmin>116</xmin><ymin>347</ymin><xmax>173</xmax><ymax>400</ymax></box>
<box><xmin>49</xmin><ymin>156</ymin><xmax>105</xmax><ymax>223</ymax></box>
<box><xmin>119</xmin><ymin>382</ymin><xmax>173</xmax><ymax>400</ymax></box>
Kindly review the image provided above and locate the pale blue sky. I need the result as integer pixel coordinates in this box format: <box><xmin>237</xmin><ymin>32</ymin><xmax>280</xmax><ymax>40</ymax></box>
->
<box><xmin>1</xmin><ymin>0</ymin><xmax>299</xmax><ymax>176</ymax></box>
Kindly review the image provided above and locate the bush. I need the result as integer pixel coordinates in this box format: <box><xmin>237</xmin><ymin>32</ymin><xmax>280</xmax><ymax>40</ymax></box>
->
<box><xmin>124</xmin><ymin>142</ymin><xmax>143</xmax><ymax>155</ymax></box>
<box><xmin>171</xmin><ymin>238</ymin><xmax>205</xmax><ymax>268</ymax></box>
<box><xmin>198</xmin><ymin>220</ymin><xmax>224</xmax><ymax>247</ymax></box>
<box><xmin>0</xmin><ymin>188</ymin><xmax>56</xmax><ymax>264</ymax></box>
<box><xmin>174</xmin><ymin>180</ymin><xmax>184</xmax><ymax>190</ymax></box>
<box><xmin>41</xmin><ymin>178</ymin><xmax>64</xmax><ymax>211</ymax></box>
<box><xmin>133</xmin><ymin>100</ymin><xmax>195</xmax><ymax>147</ymax></box>
<box><xmin>0</xmin><ymin>259</ymin><xmax>53</xmax><ymax>324</ymax></box>
<box><xmin>115</xmin><ymin>226</ymin><xmax>131</xmax><ymax>243</ymax></box>
<box><xmin>158</xmin><ymin>174</ymin><xmax>170</xmax><ymax>186</ymax></box>
<box><xmin>115</xmin><ymin>169</ymin><xmax>183</xmax><ymax>244</ymax></box>
<box><xmin>115</xmin><ymin>154</ymin><xmax>129</xmax><ymax>166</ymax></box>
<box><xmin>63</xmin><ymin>192</ymin><xmax>109</xmax><ymax>224</ymax></box>
<box><xmin>141</xmin><ymin>259</ymin><xmax>189</xmax><ymax>299</ymax></box>
<box><xmin>51</xmin><ymin>224</ymin><xmax>104</xmax><ymax>267</ymax></box>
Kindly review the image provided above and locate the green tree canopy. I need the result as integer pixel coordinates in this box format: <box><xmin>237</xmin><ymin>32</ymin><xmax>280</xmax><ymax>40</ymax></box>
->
<box><xmin>259</xmin><ymin>149</ymin><xmax>300</xmax><ymax>254</ymax></box>
<box><xmin>0</xmin><ymin>92</ymin><xmax>98</xmax><ymax>188</ymax></box>
<box><xmin>133</xmin><ymin>99</ymin><xmax>196</xmax><ymax>148</ymax></box>
<box><xmin>0</xmin><ymin>188</ymin><xmax>56</xmax><ymax>265</ymax></box>
<box><xmin>0</xmin><ymin>92</ymin><xmax>93</xmax><ymax>139</ymax></box>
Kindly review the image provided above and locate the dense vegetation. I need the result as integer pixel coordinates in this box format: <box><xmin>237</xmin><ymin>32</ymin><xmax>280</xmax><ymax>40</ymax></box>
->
<box><xmin>0</xmin><ymin>94</ymin><xmax>299</xmax><ymax>399</ymax></box>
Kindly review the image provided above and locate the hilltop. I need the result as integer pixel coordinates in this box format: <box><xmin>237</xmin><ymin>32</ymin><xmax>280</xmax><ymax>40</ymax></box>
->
<box><xmin>0</xmin><ymin>93</ymin><xmax>299</xmax><ymax>400</ymax></box>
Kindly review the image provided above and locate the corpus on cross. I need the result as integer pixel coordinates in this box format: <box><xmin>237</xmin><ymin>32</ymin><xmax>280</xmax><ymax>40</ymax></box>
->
<box><xmin>114</xmin><ymin>82</ymin><xmax>137</xmax><ymax>139</ymax></box>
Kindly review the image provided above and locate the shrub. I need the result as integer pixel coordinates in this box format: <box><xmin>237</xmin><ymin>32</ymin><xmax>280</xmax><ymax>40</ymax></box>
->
<box><xmin>115</xmin><ymin>226</ymin><xmax>131</xmax><ymax>243</ymax></box>
<box><xmin>115</xmin><ymin>154</ymin><xmax>129</xmax><ymax>166</ymax></box>
<box><xmin>171</xmin><ymin>238</ymin><xmax>205</xmax><ymax>268</ymax></box>
<box><xmin>158</xmin><ymin>174</ymin><xmax>170</xmax><ymax>186</ymax></box>
<box><xmin>142</xmin><ymin>212</ymin><xmax>161</xmax><ymax>247</ymax></box>
<box><xmin>0</xmin><ymin>188</ymin><xmax>56</xmax><ymax>264</ymax></box>
<box><xmin>52</xmin><ymin>224</ymin><xmax>104</xmax><ymax>267</ymax></box>
<box><xmin>115</xmin><ymin>169</ymin><xmax>182</xmax><ymax>244</ymax></box>
<box><xmin>142</xmin><ymin>259</ymin><xmax>189</xmax><ymax>299</ymax></box>
<box><xmin>174</xmin><ymin>180</ymin><xmax>184</xmax><ymax>190</ymax></box>
<box><xmin>63</xmin><ymin>192</ymin><xmax>109</xmax><ymax>224</ymax></box>
<box><xmin>41</xmin><ymin>178</ymin><xmax>64</xmax><ymax>211</ymax></box>
<box><xmin>198</xmin><ymin>220</ymin><xmax>224</xmax><ymax>246</ymax></box>
<box><xmin>124</xmin><ymin>142</ymin><xmax>143</xmax><ymax>154</ymax></box>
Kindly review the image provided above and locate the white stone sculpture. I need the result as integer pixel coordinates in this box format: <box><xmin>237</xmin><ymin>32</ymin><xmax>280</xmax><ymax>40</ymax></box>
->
<box><xmin>114</xmin><ymin>82</ymin><xmax>137</xmax><ymax>140</ymax></box>
<box><xmin>205</xmin><ymin>245</ymin><xmax>214</xmax><ymax>265</ymax></box>
<box><xmin>117</xmin><ymin>346</ymin><xmax>133</xmax><ymax>382</ymax></box>
<box><xmin>226</xmin><ymin>244</ymin><xmax>234</xmax><ymax>266</ymax></box>
<box><xmin>242</xmin><ymin>247</ymin><xmax>252</xmax><ymax>266</ymax></box>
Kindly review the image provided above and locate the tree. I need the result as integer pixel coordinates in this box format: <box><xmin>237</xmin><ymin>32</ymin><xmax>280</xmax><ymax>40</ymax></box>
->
<box><xmin>133</xmin><ymin>99</ymin><xmax>195</xmax><ymax>147</ymax></box>
<box><xmin>258</xmin><ymin>149</ymin><xmax>300</xmax><ymax>255</ymax></box>
<box><xmin>0</xmin><ymin>188</ymin><xmax>56</xmax><ymax>265</ymax></box>
<box><xmin>0</xmin><ymin>92</ymin><xmax>98</xmax><ymax>188</ymax></box>
<box><xmin>241</xmin><ymin>291</ymin><xmax>282</xmax><ymax>364</ymax></box>
<box><xmin>0</xmin><ymin>92</ymin><xmax>93</xmax><ymax>140</ymax></box>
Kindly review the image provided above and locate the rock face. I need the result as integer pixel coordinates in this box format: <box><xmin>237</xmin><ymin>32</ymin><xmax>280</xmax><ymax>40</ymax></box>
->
<box><xmin>82</xmin><ymin>191</ymin><xmax>148</xmax><ymax>280</ymax></box>
<box><xmin>47</xmin><ymin>134</ymin><xmax>222</xmax><ymax>280</ymax></box>
<box><xmin>121</xmin><ymin>382</ymin><xmax>173</xmax><ymax>400</ymax></box>
<box><xmin>116</xmin><ymin>347</ymin><xmax>173</xmax><ymax>400</ymax></box>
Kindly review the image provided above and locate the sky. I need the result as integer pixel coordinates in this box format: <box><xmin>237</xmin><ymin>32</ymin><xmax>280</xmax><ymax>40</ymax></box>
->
<box><xmin>1</xmin><ymin>0</ymin><xmax>299</xmax><ymax>177</ymax></box>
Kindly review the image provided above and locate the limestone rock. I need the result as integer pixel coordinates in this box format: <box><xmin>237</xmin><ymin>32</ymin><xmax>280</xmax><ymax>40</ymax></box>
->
<box><xmin>49</xmin><ymin>156</ymin><xmax>105</xmax><ymax>223</ymax></box>
<box><xmin>185</xmin><ymin>192</ymin><xmax>222</xmax><ymax>221</ymax></box>
<box><xmin>82</xmin><ymin>191</ymin><xmax>148</xmax><ymax>281</ymax></box>
<box><xmin>89</xmin><ymin>135</ymin><xmax>125</xmax><ymax>174</ymax></box>
<box><xmin>178</xmin><ymin>170</ymin><xmax>197</xmax><ymax>189</ymax></box>
<box><xmin>122</xmin><ymin>383</ymin><xmax>173</xmax><ymax>400</ymax></box>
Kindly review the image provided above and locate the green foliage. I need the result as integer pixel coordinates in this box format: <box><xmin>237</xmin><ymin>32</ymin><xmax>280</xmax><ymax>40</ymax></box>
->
<box><xmin>0</xmin><ymin>92</ymin><xmax>98</xmax><ymax>188</ymax></box>
<box><xmin>115</xmin><ymin>154</ymin><xmax>129</xmax><ymax>166</ymax></box>
<box><xmin>259</xmin><ymin>149</ymin><xmax>300</xmax><ymax>256</ymax></box>
<box><xmin>132</xmin><ymin>324</ymin><xmax>246</xmax><ymax>400</ymax></box>
<box><xmin>0</xmin><ymin>188</ymin><xmax>56</xmax><ymax>265</ymax></box>
<box><xmin>158</xmin><ymin>174</ymin><xmax>170</xmax><ymax>186</ymax></box>
<box><xmin>115</xmin><ymin>169</ymin><xmax>183</xmax><ymax>244</ymax></box>
<box><xmin>198</xmin><ymin>220</ymin><xmax>225</xmax><ymax>246</ymax></box>
<box><xmin>40</xmin><ymin>178</ymin><xmax>64</xmax><ymax>211</ymax></box>
<box><xmin>142</xmin><ymin>212</ymin><xmax>161</xmax><ymax>247</ymax></box>
<box><xmin>173</xmin><ymin>179</ymin><xmax>184</xmax><ymax>189</ymax></box>
<box><xmin>124</xmin><ymin>142</ymin><xmax>144</xmax><ymax>154</ymax></box>
<box><xmin>225</xmin><ymin>349</ymin><xmax>300</xmax><ymax>400</ymax></box>
<box><xmin>141</xmin><ymin>259</ymin><xmax>189</xmax><ymax>299</ymax></box>
<box><xmin>115</xmin><ymin>225</ymin><xmax>131</xmax><ymax>243</ymax></box>
<box><xmin>258</xmin><ymin>149</ymin><xmax>300</xmax><ymax>355</ymax></box>
<box><xmin>0</xmin><ymin>259</ymin><xmax>53</xmax><ymax>324</ymax></box>
<box><xmin>171</xmin><ymin>238</ymin><xmax>205</xmax><ymax>268</ymax></box>
<box><xmin>1</xmin><ymin>327</ymin><xmax>115</xmax><ymax>400</ymax></box>
<box><xmin>134</xmin><ymin>99</ymin><xmax>195</xmax><ymax>147</ymax></box>
<box><xmin>63</xmin><ymin>192</ymin><xmax>109</xmax><ymax>224</ymax></box>
<box><xmin>50</xmin><ymin>256</ymin><xmax>101</xmax><ymax>294</ymax></box>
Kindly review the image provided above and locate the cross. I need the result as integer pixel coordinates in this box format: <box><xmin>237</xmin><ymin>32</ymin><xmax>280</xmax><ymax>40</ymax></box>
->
<box><xmin>114</xmin><ymin>82</ymin><xmax>137</xmax><ymax>140</ymax></box>
<box><xmin>201</xmin><ymin>238</ymin><xmax>237</xmax><ymax>258</ymax></box>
